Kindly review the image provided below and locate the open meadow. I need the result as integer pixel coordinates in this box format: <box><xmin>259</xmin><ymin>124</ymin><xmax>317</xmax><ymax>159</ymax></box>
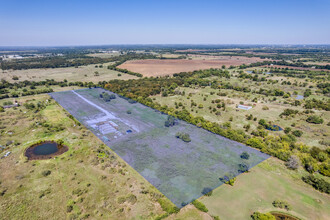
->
<box><xmin>1</xmin><ymin>63</ymin><xmax>137</xmax><ymax>83</ymax></box>
<box><xmin>200</xmin><ymin>157</ymin><xmax>330</xmax><ymax>220</ymax></box>
<box><xmin>0</xmin><ymin>93</ymin><xmax>173</xmax><ymax>219</ymax></box>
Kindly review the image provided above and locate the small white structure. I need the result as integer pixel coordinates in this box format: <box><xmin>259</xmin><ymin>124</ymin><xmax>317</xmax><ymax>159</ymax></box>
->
<box><xmin>237</xmin><ymin>104</ymin><xmax>252</xmax><ymax>110</ymax></box>
<box><xmin>4</xmin><ymin>152</ymin><xmax>11</xmax><ymax>157</ymax></box>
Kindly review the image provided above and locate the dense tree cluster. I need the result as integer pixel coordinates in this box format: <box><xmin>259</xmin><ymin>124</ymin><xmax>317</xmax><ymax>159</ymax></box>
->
<box><xmin>0</xmin><ymin>79</ymin><xmax>91</xmax><ymax>99</ymax></box>
<box><xmin>302</xmin><ymin>175</ymin><xmax>330</xmax><ymax>194</ymax></box>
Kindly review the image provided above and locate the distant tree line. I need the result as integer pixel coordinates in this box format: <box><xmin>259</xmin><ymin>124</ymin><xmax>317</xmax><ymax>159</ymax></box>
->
<box><xmin>0</xmin><ymin>52</ymin><xmax>158</xmax><ymax>70</ymax></box>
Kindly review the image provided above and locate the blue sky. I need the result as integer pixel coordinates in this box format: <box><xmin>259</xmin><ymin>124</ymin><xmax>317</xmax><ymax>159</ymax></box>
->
<box><xmin>1</xmin><ymin>0</ymin><xmax>329</xmax><ymax>46</ymax></box>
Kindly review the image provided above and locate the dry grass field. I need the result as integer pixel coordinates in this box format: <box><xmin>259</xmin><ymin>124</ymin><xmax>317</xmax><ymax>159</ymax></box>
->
<box><xmin>1</xmin><ymin>63</ymin><xmax>138</xmax><ymax>83</ymax></box>
<box><xmin>0</xmin><ymin>93</ymin><xmax>176</xmax><ymax>219</ymax></box>
<box><xmin>200</xmin><ymin>157</ymin><xmax>330</xmax><ymax>220</ymax></box>
<box><xmin>117</xmin><ymin>56</ymin><xmax>268</xmax><ymax>77</ymax></box>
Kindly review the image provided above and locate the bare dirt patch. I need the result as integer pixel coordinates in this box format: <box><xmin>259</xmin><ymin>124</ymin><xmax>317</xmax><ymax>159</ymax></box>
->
<box><xmin>118</xmin><ymin>57</ymin><xmax>268</xmax><ymax>77</ymax></box>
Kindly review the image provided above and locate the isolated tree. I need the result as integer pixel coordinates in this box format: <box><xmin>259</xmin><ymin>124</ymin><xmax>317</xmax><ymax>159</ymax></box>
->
<box><xmin>284</xmin><ymin>127</ymin><xmax>291</xmax><ymax>134</ymax></box>
<box><xmin>292</xmin><ymin>130</ymin><xmax>303</xmax><ymax>137</ymax></box>
<box><xmin>240</xmin><ymin>151</ymin><xmax>250</xmax><ymax>160</ymax></box>
<box><xmin>202</xmin><ymin>187</ymin><xmax>213</xmax><ymax>196</ymax></box>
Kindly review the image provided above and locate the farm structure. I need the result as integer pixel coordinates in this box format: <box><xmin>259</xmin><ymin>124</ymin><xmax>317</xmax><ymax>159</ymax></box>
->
<box><xmin>237</xmin><ymin>104</ymin><xmax>252</xmax><ymax>110</ymax></box>
<box><xmin>51</xmin><ymin>88</ymin><xmax>269</xmax><ymax>208</ymax></box>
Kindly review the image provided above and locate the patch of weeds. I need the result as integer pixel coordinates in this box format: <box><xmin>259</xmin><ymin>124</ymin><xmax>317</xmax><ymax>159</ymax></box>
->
<box><xmin>117</xmin><ymin>193</ymin><xmax>137</xmax><ymax>205</ymax></box>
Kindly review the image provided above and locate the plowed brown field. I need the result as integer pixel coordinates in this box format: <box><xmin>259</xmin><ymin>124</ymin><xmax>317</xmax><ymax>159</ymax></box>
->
<box><xmin>118</xmin><ymin>56</ymin><xmax>267</xmax><ymax>76</ymax></box>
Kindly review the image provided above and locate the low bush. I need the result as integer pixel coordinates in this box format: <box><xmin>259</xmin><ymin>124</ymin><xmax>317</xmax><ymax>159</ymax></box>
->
<box><xmin>292</xmin><ymin>130</ymin><xmax>303</xmax><ymax>137</ymax></box>
<box><xmin>251</xmin><ymin>212</ymin><xmax>275</xmax><ymax>220</ymax></box>
<box><xmin>41</xmin><ymin>170</ymin><xmax>51</xmax><ymax>177</ymax></box>
<box><xmin>240</xmin><ymin>151</ymin><xmax>250</xmax><ymax>160</ymax></box>
<box><xmin>306</xmin><ymin>115</ymin><xmax>323</xmax><ymax>124</ymax></box>
<box><xmin>175</xmin><ymin>132</ymin><xmax>191</xmax><ymax>142</ymax></box>
<box><xmin>192</xmin><ymin>200</ymin><xmax>208</xmax><ymax>212</ymax></box>
<box><xmin>272</xmin><ymin>199</ymin><xmax>291</xmax><ymax>210</ymax></box>
<box><xmin>157</xmin><ymin>198</ymin><xmax>179</xmax><ymax>214</ymax></box>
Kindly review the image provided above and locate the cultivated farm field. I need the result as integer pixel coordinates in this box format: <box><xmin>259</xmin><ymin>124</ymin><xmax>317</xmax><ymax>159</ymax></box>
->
<box><xmin>117</xmin><ymin>56</ymin><xmax>268</xmax><ymax>77</ymax></box>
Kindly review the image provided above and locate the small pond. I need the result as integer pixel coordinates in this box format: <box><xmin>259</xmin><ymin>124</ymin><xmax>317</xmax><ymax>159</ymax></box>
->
<box><xmin>271</xmin><ymin>212</ymin><xmax>300</xmax><ymax>220</ymax></box>
<box><xmin>266</xmin><ymin>125</ymin><xmax>283</xmax><ymax>131</ymax></box>
<box><xmin>25</xmin><ymin>141</ymin><xmax>68</xmax><ymax>160</ymax></box>
<box><xmin>296</xmin><ymin>95</ymin><xmax>304</xmax><ymax>100</ymax></box>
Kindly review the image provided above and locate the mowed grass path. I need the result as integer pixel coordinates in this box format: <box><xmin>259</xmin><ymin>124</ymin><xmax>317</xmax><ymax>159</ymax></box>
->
<box><xmin>200</xmin><ymin>157</ymin><xmax>330</xmax><ymax>220</ymax></box>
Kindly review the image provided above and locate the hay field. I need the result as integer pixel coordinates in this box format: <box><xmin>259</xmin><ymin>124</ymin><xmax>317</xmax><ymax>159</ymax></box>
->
<box><xmin>1</xmin><ymin>63</ymin><xmax>137</xmax><ymax>83</ymax></box>
<box><xmin>117</xmin><ymin>56</ymin><xmax>268</xmax><ymax>77</ymax></box>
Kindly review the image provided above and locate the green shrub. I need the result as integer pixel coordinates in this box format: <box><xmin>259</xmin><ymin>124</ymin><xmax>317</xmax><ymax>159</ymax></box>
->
<box><xmin>41</xmin><ymin>170</ymin><xmax>51</xmax><ymax>177</ymax></box>
<box><xmin>192</xmin><ymin>200</ymin><xmax>208</xmax><ymax>212</ymax></box>
<box><xmin>292</xmin><ymin>130</ymin><xmax>303</xmax><ymax>137</ymax></box>
<box><xmin>238</xmin><ymin>163</ymin><xmax>249</xmax><ymax>173</ymax></box>
<box><xmin>319</xmin><ymin>163</ymin><xmax>330</xmax><ymax>177</ymax></box>
<box><xmin>306</xmin><ymin>115</ymin><xmax>323</xmax><ymax>124</ymax></box>
<box><xmin>158</xmin><ymin>198</ymin><xmax>179</xmax><ymax>214</ymax></box>
<box><xmin>284</xmin><ymin>127</ymin><xmax>291</xmax><ymax>134</ymax></box>
<box><xmin>202</xmin><ymin>187</ymin><xmax>213</xmax><ymax>196</ymax></box>
<box><xmin>251</xmin><ymin>212</ymin><xmax>275</xmax><ymax>220</ymax></box>
<box><xmin>175</xmin><ymin>132</ymin><xmax>191</xmax><ymax>142</ymax></box>
<box><xmin>240</xmin><ymin>151</ymin><xmax>250</xmax><ymax>160</ymax></box>
<box><xmin>272</xmin><ymin>199</ymin><xmax>291</xmax><ymax>210</ymax></box>
<box><xmin>280</xmin><ymin>109</ymin><xmax>299</xmax><ymax>117</ymax></box>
